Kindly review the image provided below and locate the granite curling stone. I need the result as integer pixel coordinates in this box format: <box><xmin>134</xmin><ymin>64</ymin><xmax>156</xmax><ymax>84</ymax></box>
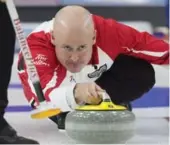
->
<box><xmin>65</xmin><ymin>93</ymin><xmax>136</xmax><ymax>144</ymax></box>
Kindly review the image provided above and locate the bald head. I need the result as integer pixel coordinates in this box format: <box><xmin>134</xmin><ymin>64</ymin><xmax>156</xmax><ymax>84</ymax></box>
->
<box><xmin>53</xmin><ymin>6</ymin><xmax>94</xmax><ymax>35</ymax></box>
<box><xmin>52</xmin><ymin>6</ymin><xmax>96</xmax><ymax>73</ymax></box>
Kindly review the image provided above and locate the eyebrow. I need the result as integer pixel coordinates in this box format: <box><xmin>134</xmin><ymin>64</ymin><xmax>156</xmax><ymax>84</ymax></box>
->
<box><xmin>62</xmin><ymin>44</ymin><xmax>87</xmax><ymax>49</ymax></box>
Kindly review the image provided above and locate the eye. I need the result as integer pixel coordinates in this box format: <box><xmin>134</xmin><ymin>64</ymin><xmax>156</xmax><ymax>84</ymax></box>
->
<box><xmin>77</xmin><ymin>45</ymin><xmax>87</xmax><ymax>51</ymax></box>
<box><xmin>63</xmin><ymin>46</ymin><xmax>73</xmax><ymax>51</ymax></box>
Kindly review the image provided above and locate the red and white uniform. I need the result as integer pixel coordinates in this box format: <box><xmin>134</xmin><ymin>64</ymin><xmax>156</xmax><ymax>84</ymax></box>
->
<box><xmin>18</xmin><ymin>15</ymin><xmax>169</xmax><ymax>111</ymax></box>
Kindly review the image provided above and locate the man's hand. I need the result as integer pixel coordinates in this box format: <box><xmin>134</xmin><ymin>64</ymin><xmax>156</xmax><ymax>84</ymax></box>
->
<box><xmin>74</xmin><ymin>82</ymin><xmax>105</xmax><ymax>105</ymax></box>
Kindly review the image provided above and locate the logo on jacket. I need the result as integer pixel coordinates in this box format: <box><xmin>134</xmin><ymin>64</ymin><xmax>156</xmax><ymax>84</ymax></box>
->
<box><xmin>88</xmin><ymin>64</ymin><xmax>107</xmax><ymax>78</ymax></box>
<box><xmin>70</xmin><ymin>76</ymin><xmax>76</xmax><ymax>83</ymax></box>
<box><xmin>33</xmin><ymin>54</ymin><xmax>50</xmax><ymax>66</ymax></box>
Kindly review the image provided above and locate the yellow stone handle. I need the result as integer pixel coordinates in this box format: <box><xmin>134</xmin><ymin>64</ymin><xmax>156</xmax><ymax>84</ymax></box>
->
<box><xmin>76</xmin><ymin>92</ymin><xmax>127</xmax><ymax>111</ymax></box>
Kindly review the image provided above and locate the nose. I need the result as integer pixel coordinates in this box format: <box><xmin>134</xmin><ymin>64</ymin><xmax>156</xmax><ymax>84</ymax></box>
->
<box><xmin>70</xmin><ymin>53</ymin><xmax>79</xmax><ymax>62</ymax></box>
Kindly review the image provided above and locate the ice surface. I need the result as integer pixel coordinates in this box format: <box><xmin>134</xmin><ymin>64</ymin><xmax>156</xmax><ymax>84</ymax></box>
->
<box><xmin>4</xmin><ymin>113</ymin><xmax>169</xmax><ymax>144</ymax></box>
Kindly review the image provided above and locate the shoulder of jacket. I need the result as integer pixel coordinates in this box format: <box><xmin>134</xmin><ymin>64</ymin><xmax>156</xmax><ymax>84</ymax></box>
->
<box><xmin>29</xmin><ymin>18</ymin><xmax>54</xmax><ymax>36</ymax></box>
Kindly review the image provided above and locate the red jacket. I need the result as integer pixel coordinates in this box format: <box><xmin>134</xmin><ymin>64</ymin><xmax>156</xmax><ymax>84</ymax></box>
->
<box><xmin>17</xmin><ymin>15</ymin><xmax>169</xmax><ymax>111</ymax></box>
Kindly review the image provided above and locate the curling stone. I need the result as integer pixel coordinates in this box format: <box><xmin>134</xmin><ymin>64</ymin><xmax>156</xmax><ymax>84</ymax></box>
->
<box><xmin>65</xmin><ymin>93</ymin><xmax>136</xmax><ymax>144</ymax></box>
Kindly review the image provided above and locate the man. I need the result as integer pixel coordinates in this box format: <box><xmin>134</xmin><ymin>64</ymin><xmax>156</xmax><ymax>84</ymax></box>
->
<box><xmin>17</xmin><ymin>6</ymin><xmax>169</xmax><ymax>129</ymax></box>
<box><xmin>0</xmin><ymin>0</ymin><xmax>39</xmax><ymax>144</ymax></box>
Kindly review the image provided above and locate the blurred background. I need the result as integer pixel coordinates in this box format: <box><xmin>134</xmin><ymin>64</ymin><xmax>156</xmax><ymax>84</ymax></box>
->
<box><xmin>9</xmin><ymin>0</ymin><xmax>169</xmax><ymax>118</ymax></box>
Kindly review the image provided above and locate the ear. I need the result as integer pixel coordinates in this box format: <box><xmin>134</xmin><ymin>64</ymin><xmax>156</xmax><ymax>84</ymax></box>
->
<box><xmin>92</xmin><ymin>30</ymin><xmax>96</xmax><ymax>44</ymax></box>
<box><xmin>50</xmin><ymin>30</ymin><xmax>55</xmax><ymax>45</ymax></box>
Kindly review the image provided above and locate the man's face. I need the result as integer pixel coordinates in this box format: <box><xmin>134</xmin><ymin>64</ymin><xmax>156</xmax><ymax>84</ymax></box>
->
<box><xmin>52</xmin><ymin>29</ymin><xmax>95</xmax><ymax>73</ymax></box>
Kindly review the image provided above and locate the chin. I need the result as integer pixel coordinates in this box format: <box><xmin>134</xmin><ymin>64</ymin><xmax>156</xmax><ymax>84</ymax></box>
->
<box><xmin>69</xmin><ymin>68</ymin><xmax>82</xmax><ymax>73</ymax></box>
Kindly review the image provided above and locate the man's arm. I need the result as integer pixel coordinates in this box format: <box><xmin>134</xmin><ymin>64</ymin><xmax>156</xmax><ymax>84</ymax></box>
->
<box><xmin>116</xmin><ymin>22</ymin><xmax>169</xmax><ymax>64</ymax></box>
<box><xmin>18</xmin><ymin>32</ymin><xmax>78</xmax><ymax>112</ymax></box>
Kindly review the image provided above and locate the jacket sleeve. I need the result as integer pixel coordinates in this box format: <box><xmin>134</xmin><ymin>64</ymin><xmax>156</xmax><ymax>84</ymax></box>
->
<box><xmin>18</xmin><ymin>32</ymin><xmax>78</xmax><ymax>112</ymax></box>
<box><xmin>116</xmin><ymin>22</ymin><xmax>169</xmax><ymax>64</ymax></box>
